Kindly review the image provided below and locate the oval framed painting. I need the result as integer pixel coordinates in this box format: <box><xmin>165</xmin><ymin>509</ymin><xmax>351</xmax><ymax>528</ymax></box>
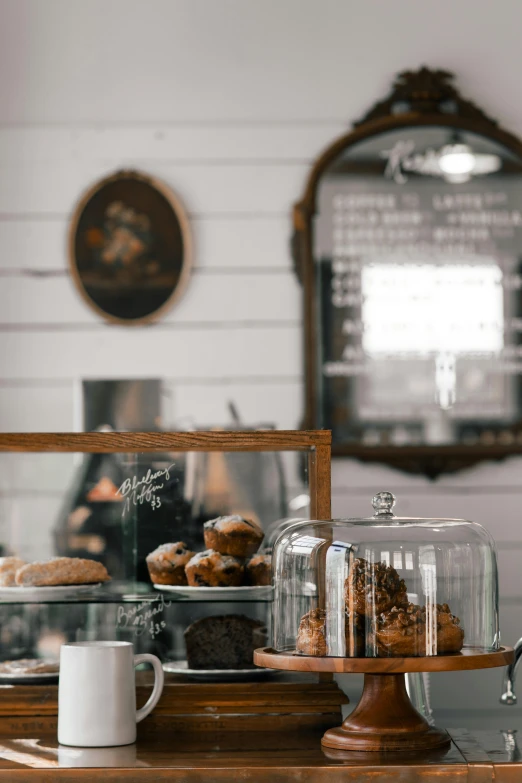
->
<box><xmin>68</xmin><ymin>169</ymin><xmax>192</xmax><ymax>325</ymax></box>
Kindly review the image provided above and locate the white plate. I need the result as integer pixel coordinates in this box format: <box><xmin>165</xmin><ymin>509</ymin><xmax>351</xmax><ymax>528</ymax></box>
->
<box><xmin>162</xmin><ymin>660</ymin><xmax>273</xmax><ymax>681</ymax></box>
<box><xmin>0</xmin><ymin>583</ymin><xmax>103</xmax><ymax>599</ymax></box>
<box><xmin>153</xmin><ymin>584</ymin><xmax>273</xmax><ymax>600</ymax></box>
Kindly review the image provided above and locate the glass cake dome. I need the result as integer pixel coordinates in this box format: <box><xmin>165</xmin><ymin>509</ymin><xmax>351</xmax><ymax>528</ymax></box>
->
<box><xmin>272</xmin><ymin>492</ymin><xmax>499</xmax><ymax>657</ymax></box>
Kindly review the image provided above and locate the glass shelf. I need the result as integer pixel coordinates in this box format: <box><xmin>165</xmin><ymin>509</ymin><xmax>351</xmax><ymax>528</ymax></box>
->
<box><xmin>0</xmin><ymin>581</ymin><xmax>274</xmax><ymax>604</ymax></box>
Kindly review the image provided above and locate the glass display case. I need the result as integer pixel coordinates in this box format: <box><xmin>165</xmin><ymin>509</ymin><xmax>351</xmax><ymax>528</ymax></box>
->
<box><xmin>0</xmin><ymin>430</ymin><xmax>331</xmax><ymax>681</ymax></box>
<box><xmin>272</xmin><ymin>491</ymin><xmax>499</xmax><ymax>658</ymax></box>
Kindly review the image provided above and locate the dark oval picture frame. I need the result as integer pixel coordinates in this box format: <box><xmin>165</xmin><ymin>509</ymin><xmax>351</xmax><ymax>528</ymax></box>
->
<box><xmin>68</xmin><ymin>169</ymin><xmax>192</xmax><ymax>325</ymax></box>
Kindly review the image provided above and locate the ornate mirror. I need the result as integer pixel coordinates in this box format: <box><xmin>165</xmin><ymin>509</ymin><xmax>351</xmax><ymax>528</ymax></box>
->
<box><xmin>294</xmin><ymin>68</ymin><xmax>522</xmax><ymax>476</ymax></box>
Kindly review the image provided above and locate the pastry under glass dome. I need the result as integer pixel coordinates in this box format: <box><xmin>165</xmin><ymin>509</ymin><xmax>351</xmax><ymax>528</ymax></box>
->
<box><xmin>272</xmin><ymin>491</ymin><xmax>499</xmax><ymax>658</ymax></box>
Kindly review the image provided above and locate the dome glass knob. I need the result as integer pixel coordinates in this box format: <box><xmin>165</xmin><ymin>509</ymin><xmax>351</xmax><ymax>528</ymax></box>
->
<box><xmin>372</xmin><ymin>491</ymin><xmax>396</xmax><ymax>517</ymax></box>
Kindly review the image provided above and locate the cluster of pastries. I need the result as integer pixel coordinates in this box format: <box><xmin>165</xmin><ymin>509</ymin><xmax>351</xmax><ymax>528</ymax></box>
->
<box><xmin>0</xmin><ymin>556</ymin><xmax>110</xmax><ymax>587</ymax></box>
<box><xmin>146</xmin><ymin>515</ymin><xmax>271</xmax><ymax>588</ymax></box>
<box><xmin>296</xmin><ymin>556</ymin><xmax>464</xmax><ymax>657</ymax></box>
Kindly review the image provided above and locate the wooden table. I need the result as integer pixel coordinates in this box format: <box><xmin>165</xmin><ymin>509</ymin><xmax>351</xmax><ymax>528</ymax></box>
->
<box><xmin>0</xmin><ymin>726</ymin><xmax>519</xmax><ymax>780</ymax></box>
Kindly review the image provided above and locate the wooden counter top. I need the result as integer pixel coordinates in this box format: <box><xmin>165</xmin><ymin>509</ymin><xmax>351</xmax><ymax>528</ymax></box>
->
<box><xmin>0</xmin><ymin>727</ymin><xmax>519</xmax><ymax>781</ymax></box>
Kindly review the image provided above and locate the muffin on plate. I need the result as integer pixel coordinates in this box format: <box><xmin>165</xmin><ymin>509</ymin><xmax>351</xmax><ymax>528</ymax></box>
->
<box><xmin>245</xmin><ymin>552</ymin><xmax>271</xmax><ymax>586</ymax></box>
<box><xmin>146</xmin><ymin>542</ymin><xmax>195</xmax><ymax>586</ymax></box>
<box><xmin>203</xmin><ymin>515</ymin><xmax>263</xmax><ymax>558</ymax></box>
<box><xmin>185</xmin><ymin>549</ymin><xmax>244</xmax><ymax>587</ymax></box>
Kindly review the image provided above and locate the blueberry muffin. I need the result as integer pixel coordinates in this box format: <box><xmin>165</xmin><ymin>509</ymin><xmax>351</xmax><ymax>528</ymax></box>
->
<box><xmin>146</xmin><ymin>542</ymin><xmax>195</xmax><ymax>586</ymax></box>
<box><xmin>203</xmin><ymin>515</ymin><xmax>263</xmax><ymax>558</ymax></box>
<box><xmin>185</xmin><ymin>549</ymin><xmax>244</xmax><ymax>587</ymax></box>
<box><xmin>245</xmin><ymin>552</ymin><xmax>271</xmax><ymax>586</ymax></box>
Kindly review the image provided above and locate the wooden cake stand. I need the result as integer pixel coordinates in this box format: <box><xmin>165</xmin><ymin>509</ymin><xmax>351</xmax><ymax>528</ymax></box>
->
<box><xmin>254</xmin><ymin>646</ymin><xmax>514</xmax><ymax>752</ymax></box>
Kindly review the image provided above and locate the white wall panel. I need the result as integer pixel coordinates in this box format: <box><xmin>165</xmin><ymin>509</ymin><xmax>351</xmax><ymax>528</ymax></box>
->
<box><xmin>0</xmin><ymin>215</ymin><xmax>293</xmax><ymax>272</ymax></box>
<box><xmin>0</xmin><ymin>453</ymin><xmax>78</xmax><ymax>494</ymax></box>
<box><xmin>0</xmin><ymin>220</ymin><xmax>66</xmax><ymax>271</ymax></box>
<box><xmin>332</xmin><ymin>486</ymin><xmax>522</xmax><ymax>544</ymax></box>
<box><xmin>0</xmin><ymin>272</ymin><xmax>300</xmax><ymax>325</ymax></box>
<box><xmin>0</xmin><ymin>495</ymin><xmax>64</xmax><ymax>561</ymax></box>
<box><xmin>0</xmin><ymin>125</ymin><xmax>345</xmax><ymax>163</ymax></box>
<box><xmin>498</xmin><ymin>549</ymin><xmax>522</xmax><ymax>598</ymax></box>
<box><xmin>194</xmin><ymin>216</ymin><xmax>293</xmax><ymax>270</ymax></box>
<box><xmin>0</xmin><ymin>161</ymin><xmax>306</xmax><ymax>215</ymax></box>
<box><xmin>0</xmin><ymin>325</ymin><xmax>301</xmax><ymax>380</ymax></box>
<box><xmin>331</xmin><ymin>456</ymin><xmax>522</xmax><ymax>492</ymax></box>
<box><xmin>163</xmin><ymin>379</ymin><xmax>302</xmax><ymax>429</ymax></box>
<box><xmin>0</xmin><ymin>384</ymin><xmax>76</xmax><ymax>431</ymax></box>
<box><xmin>1</xmin><ymin>0</ymin><xmax>522</xmax><ymax>131</ymax></box>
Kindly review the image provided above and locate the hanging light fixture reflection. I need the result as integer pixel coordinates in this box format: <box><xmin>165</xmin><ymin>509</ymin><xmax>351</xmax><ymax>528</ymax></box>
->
<box><xmin>438</xmin><ymin>137</ymin><xmax>501</xmax><ymax>183</ymax></box>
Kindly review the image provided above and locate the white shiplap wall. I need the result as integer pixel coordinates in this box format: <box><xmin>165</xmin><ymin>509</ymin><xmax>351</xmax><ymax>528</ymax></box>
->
<box><xmin>1</xmin><ymin>0</ymin><xmax>522</xmax><ymax>727</ymax></box>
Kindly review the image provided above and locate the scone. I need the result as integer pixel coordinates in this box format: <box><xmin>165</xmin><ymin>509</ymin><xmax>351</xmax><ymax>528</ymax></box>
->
<box><xmin>185</xmin><ymin>550</ymin><xmax>244</xmax><ymax>587</ymax></box>
<box><xmin>296</xmin><ymin>608</ymin><xmax>328</xmax><ymax>656</ymax></box>
<box><xmin>0</xmin><ymin>557</ymin><xmax>26</xmax><ymax>587</ymax></box>
<box><xmin>376</xmin><ymin>603</ymin><xmax>427</xmax><ymax>657</ymax></box>
<box><xmin>345</xmin><ymin>557</ymin><xmax>407</xmax><ymax>616</ymax></box>
<box><xmin>15</xmin><ymin>557</ymin><xmax>110</xmax><ymax>587</ymax></box>
<box><xmin>203</xmin><ymin>515</ymin><xmax>263</xmax><ymax>558</ymax></box>
<box><xmin>375</xmin><ymin>602</ymin><xmax>465</xmax><ymax>657</ymax></box>
<box><xmin>435</xmin><ymin>603</ymin><xmax>465</xmax><ymax>654</ymax></box>
<box><xmin>146</xmin><ymin>542</ymin><xmax>194</xmax><ymax>586</ymax></box>
<box><xmin>245</xmin><ymin>552</ymin><xmax>271</xmax><ymax>586</ymax></box>
<box><xmin>295</xmin><ymin>608</ymin><xmax>365</xmax><ymax>657</ymax></box>
<box><xmin>184</xmin><ymin>614</ymin><xmax>267</xmax><ymax>669</ymax></box>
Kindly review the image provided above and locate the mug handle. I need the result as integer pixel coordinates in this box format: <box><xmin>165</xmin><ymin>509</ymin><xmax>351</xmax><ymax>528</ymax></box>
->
<box><xmin>134</xmin><ymin>653</ymin><xmax>165</xmax><ymax>723</ymax></box>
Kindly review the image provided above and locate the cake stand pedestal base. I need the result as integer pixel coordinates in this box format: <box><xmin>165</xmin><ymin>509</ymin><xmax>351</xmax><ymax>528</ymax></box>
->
<box><xmin>321</xmin><ymin>672</ymin><xmax>449</xmax><ymax>752</ymax></box>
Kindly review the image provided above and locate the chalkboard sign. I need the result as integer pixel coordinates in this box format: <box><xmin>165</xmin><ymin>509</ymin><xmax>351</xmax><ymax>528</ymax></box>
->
<box><xmin>294</xmin><ymin>68</ymin><xmax>522</xmax><ymax>475</ymax></box>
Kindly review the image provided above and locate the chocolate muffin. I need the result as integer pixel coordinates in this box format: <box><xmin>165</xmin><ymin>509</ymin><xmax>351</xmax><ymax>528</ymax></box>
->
<box><xmin>245</xmin><ymin>552</ymin><xmax>271</xmax><ymax>586</ymax></box>
<box><xmin>375</xmin><ymin>602</ymin><xmax>464</xmax><ymax>657</ymax></box>
<box><xmin>146</xmin><ymin>542</ymin><xmax>195</xmax><ymax>586</ymax></box>
<box><xmin>203</xmin><ymin>515</ymin><xmax>264</xmax><ymax>558</ymax></box>
<box><xmin>295</xmin><ymin>608</ymin><xmax>365</xmax><ymax>657</ymax></box>
<box><xmin>185</xmin><ymin>549</ymin><xmax>244</xmax><ymax>587</ymax></box>
<box><xmin>345</xmin><ymin>557</ymin><xmax>408</xmax><ymax>616</ymax></box>
<box><xmin>184</xmin><ymin>614</ymin><xmax>267</xmax><ymax>669</ymax></box>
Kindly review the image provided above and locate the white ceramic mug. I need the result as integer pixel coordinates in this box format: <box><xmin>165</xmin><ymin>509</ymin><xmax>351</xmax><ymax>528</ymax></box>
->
<box><xmin>58</xmin><ymin>641</ymin><xmax>164</xmax><ymax>747</ymax></box>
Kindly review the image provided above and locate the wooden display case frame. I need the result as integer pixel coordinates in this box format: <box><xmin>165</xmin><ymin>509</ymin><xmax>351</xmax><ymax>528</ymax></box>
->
<box><xmin>0</xmin><ymin>429</ymin><xmax>331</xmax><ymax>520</ymax></box>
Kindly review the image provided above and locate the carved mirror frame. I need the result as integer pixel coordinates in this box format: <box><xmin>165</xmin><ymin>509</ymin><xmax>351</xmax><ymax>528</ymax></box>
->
<box><xmin>294</xmin><ymin>68</ymin><xmax>522</xmax><ymax>477</ymax></box>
